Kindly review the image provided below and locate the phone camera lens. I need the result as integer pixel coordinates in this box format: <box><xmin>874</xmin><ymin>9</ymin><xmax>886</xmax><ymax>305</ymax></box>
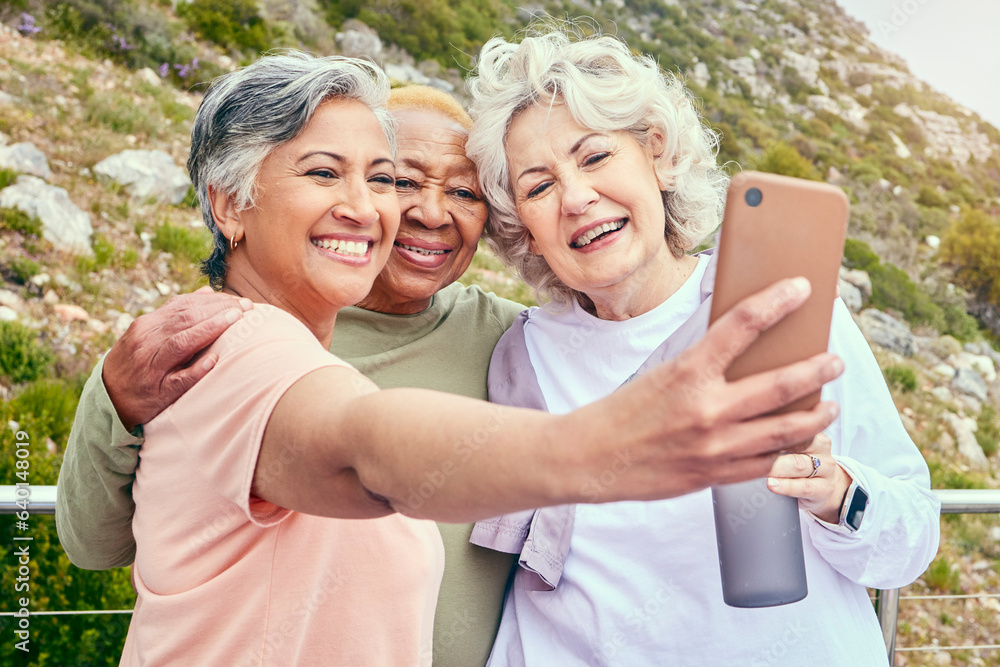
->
<box><xmin>745</xmin><ymin>187</ymin><xmax>763</xmax><ymax>207</ymax></box>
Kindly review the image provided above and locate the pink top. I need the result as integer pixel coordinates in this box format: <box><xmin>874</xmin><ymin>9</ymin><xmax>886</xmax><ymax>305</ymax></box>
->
<box><xmin>121</xmin><ymin>304</ymin><xmax>444</xmax><ymax>666</ymax></box>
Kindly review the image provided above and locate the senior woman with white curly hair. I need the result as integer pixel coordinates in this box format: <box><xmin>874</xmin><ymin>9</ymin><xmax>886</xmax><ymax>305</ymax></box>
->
<box><xmin>465</xmin><ymin>27</ymin><xmax>941</xmax><ymax>666</ymax></box>
<box><xmin>101</xmin><ymin>50</ymin><xmax>847</xmax><ymax>666</ymax></box>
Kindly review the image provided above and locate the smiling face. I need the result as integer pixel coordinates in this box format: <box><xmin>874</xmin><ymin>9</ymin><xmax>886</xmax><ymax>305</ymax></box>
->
<box><xmin>506</xmin><ymin>101</ymin><xmax>691</xmax><ymax>319</ymax></box>
<box><xmin>214</xmin><ymin>97</ymin><xmax>400</xmax><ymax>340</ymax></box>
<box><xmin>359</xmin><ymin>108</ymin><xmax>487</xmax><ymax>315</ymax></box>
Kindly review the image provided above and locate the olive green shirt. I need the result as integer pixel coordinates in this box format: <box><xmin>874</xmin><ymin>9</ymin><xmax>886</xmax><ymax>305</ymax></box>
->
<box><xmin>55</xmin><ymin>282</ymin><xmax>525</xmax><ymax>667</ymax></box>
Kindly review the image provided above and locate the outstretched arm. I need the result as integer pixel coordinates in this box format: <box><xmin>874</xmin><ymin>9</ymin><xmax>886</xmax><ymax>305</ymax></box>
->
<box><xmin>255</xmin><ymin>277</ymin><xmax>845</xmax><ymax>522</ymax></box>
<box><xmin>56</xmin><ymin>289</ymin><xmax>250</xmax><ymax>569</ymax></box>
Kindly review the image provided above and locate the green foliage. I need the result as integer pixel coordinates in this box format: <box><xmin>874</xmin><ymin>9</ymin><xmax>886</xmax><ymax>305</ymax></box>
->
<box><xmin>85</xmin><ymin>91</ymin><xmax>161</xmax><ymax>137</ymax></box>
<box><xmin>152</xmin><ymin>222</ymin><xmax>212</xmax><ymax>265</ymax></box>
<box><xmin>178</xmin><ymin>0</ymin><xmax>271</xmax><ymax>53</ymax></box>
<box><xmin>0</xmin><ymin>207</ymin><xmax>43</xmax><ymax>238</ymax></box>
<box><xmin>843</xmin><ymin>237</ymin><xmax>880</xmax><ymax>271</ymax></box>
<box><xmin>975</xmin><ymin>404</ymin><xmax>999</xmax><ymax>457</ymax></box>
<box><xmin>0</xmin><ymin>167</ymin><xmax>17</xmax><ymax>190</ymax></box>
<box><xmin>883</xmin><ymin>364</ymin><xmax>917</xmax><ymax>393</ymax></box>
<box><xmin>916</xmin><ymin>185</ymin><xmax>948</xmax><ymax>208</ymax></box>
<box><xmin>941</xmin><ymin>209</ymin><xmax>1000</xmax><ymax>305</ymax></box>
<box><xmin>77</xmin><ymin>234</ymin><xmax>139</xmax><ymax>273</ymax></box>
<box><xmin>0</xmin><ymin>322</ymin><xmax>53</xmax><ymax>384</ymax></box>
<box><xmin>752</xmin><ymin>141</ymin><xmax>821</xmax><ymax>181</ymax></box>
<box><xmin>346</xmin><ymin>0</ymin><xmax>510</xmax><ymax>70</ymax></box>
<box><xmin>923</xmin><ymin>555</ymin><xmax>962</xmax><ymax>594</ymax></box>
<box><xmin>0</xmin><ymin>384</ymin><xmax>135</xmax><ymax>666</ymax></box>
<box><xmin>5</xmin><ymin>255</ymin><xmax>40</xmax><ymax>284</ymax></box>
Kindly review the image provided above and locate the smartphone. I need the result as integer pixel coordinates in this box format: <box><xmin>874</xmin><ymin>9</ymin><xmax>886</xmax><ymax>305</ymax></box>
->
<box><xmin>708</xmin><ymin>170</ymin><xmax>849</xmax><ymax>410</ymax></box>
<box><xmin>708</xmin><ymin>170</ymin><xmax>849</xmax><ymax>608</ymax></box>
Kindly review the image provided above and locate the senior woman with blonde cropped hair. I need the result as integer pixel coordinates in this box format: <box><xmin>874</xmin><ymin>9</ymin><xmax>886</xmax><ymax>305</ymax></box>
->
<box><xmin>465</xmin><ymin>27</ymin><xmax>940</xmax><ymax>666</ymax></box>
<box><xmin>59</xmin><ymin>51</ymin><xmax>844</xmax><ymax>665</ymax></box>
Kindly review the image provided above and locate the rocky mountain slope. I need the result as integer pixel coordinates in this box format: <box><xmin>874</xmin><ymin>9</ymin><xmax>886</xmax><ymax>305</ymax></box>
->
<box><xmin>0</xmin><ymin>1</ymin><xmax>998</xmax><ymax>665</ymax></box>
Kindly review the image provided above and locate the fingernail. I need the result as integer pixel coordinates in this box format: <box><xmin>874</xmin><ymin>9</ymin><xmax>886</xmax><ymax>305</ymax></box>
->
<box><xmin>767</xmin><ymin>477</ymin><xmax>780</xmax><ymax>490</ymax></box>
<box><xmin>225</xmin><ymin>308</ymin><xmax>242</xmax><ymax>324</ymax></box>
<box><xmin>825</xmin><ymin>403</ymin><xmax>840</xmax><ymax>420</ymax></box>
<box><xmin>201</xmin><ymin>356</ymin><xmax>217</xmax><ymax>371</ymax></box>
<box><xmin>830</xmin><ymin>357</ymin><xmax>844</xmax><ymax>376</ymax></box>
<box><xmin>238</xmin><ymin>298</ymin><xmax>253</xmax><ymax>311</ymax></box>
<box><xmin>790</xmin><ymin>277</ymin><xmax>810</xmax><ymax>295</ymax></box>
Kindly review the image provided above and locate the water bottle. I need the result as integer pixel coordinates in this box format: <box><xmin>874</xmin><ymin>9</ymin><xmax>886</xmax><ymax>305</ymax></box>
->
<box><xmin>712</xmin><ymin>478</ymin><xmax>807</xmax><ymax>607</ymax></box>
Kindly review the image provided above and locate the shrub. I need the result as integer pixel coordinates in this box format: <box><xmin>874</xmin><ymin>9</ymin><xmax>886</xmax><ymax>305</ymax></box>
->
<box><xmin>753</xmin><ymin>141</ymin><xmax>821</xmax><ymax>181</ymax></box>
<box><xmin>883</xmin><ymin>365</ymin><xmax>917</xmax><ymax>393</ymax></box>
<box><xmin>0</xmin><ymin>321</ymin><xmax>53</xmax><ymax>384</ymax></box>
<box><xmin>941</xmin><ymin>209</ymin><xmax>1000</xmax><ymax>305</ymax></box>
<box><xmin>916</xmin><ymin>185</ymin><xmax>947</xmax><ymax>208</ymax></box>
<box><xmin>0</xmin><ymin>207</ymin><xmax>43</xmax><ymax>237</ymax></box>
<box><xmin>152</xmin><ymin>222</ymin><xmax>212</xmax><ymax>265</ymax></box>
<box><xmin>975</xmin><ymin>404</ymin><xmax>999</xmax><ymax>457</ymax></box>
<box><xmin>0</xmin><ymin>167</ymin><xmax>17</xmax><ymax>190</ymax></box>
<box><xmin>178</xmin><ymin>0</ymin><xmax>271</xmax><ymax>53</ymax></box>
<box><xmin>843</xmin><ymin>237</ymin><xmax>880</xmax><ymax>272</ymax></box>
<box><xmin>5</xmin><ymin>255</ymin><xmax>40</xmax><ymax>284</ymax></box>
<box><xmin>923</xmin><ymin>555</ymin><xmax>962</xmax><ymax>594</ymax></box>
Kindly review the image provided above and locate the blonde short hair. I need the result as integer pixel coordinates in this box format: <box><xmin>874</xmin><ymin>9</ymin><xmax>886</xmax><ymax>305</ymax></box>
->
<box><xmin>466</xmin><ymin>26</ymin><xmax>728</xmax><ymax>307</ymax></box>
<box><xmin>389</xmin><ymin>85</ymin><xmax>472</xmax><ymax>130</ymax></box>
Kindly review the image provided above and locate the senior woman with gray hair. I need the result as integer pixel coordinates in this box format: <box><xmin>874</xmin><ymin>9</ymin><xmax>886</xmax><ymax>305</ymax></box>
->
<box><xmin>94</xmin><ymin>51</ymin><xmax>842</xmax><ymax>665</ymax></box>
<box><xmin>465</xmin><ymin>28</ymin><xmax>940</xmax><ymax>665</ymax></box>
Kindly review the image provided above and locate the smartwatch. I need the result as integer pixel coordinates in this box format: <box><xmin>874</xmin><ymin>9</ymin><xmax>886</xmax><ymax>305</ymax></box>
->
<box><xmin>839</xmin><ymin>480</ymin><xmax>869</xmax><ymax>532</ymax></box>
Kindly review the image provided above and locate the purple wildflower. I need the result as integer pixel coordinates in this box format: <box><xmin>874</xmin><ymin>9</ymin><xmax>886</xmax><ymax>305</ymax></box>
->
<box><xmin>159</xmin><ymin>63</ymin><xmax>169</xmax><ymax>78</ymax></box>
<box><xmin>17</xmin><ymin>13</ymin><xmax>42</xmax><ymax>36</ymax></box>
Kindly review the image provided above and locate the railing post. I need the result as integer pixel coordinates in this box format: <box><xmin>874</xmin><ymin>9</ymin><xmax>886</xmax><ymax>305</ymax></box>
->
<box><xmin>875</xmin><ymin>587</ymin><xmax>899</xmax><ymax>665</ymax></box>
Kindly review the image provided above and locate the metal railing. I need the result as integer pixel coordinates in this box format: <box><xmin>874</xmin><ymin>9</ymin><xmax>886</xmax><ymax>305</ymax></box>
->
<box><xmin>874</xmin><ymin>488</ymin><xmax>1000</xmax><ymax>664</ymax></box>
<box><xmin>3</xmin><ymin>486</ymin><xmax>1000</xmax><ymax>660</ymax></box>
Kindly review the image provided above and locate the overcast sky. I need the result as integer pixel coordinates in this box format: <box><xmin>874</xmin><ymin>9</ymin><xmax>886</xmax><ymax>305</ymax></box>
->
<box><xmin>833</xmin><ymin>0</ymin><xmax>1000</xmax><ymax>128</ymax></box>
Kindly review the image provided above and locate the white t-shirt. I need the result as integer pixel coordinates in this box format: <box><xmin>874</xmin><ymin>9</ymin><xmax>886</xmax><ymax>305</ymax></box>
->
<box><xmin>487</xmin><ymin>257</ymin><xmax>937</xmax><ymax>666</ymax></box>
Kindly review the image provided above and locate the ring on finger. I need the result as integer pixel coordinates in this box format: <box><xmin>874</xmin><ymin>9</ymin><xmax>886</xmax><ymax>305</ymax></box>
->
<box><xmin>807</xmin><ymin>455</ymin><xmax>821</xmax><ymax>479</ymax></box>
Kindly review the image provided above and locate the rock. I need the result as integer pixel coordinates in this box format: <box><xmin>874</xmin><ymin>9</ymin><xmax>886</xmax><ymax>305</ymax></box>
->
<box><xmin>990</xmin><ymin>526</ymin><xmax>1000</xmax><ymax>542</ymax></box>
<box><xmin>925</xmin><ymin>235</ymin><xmax>940</xmax><ymax>250</ymax></box>
<box><xmin>113</xmin><ymin>312</ymin><xmax>134</xmax><ymax>336</ymax></box>
<box><xmin>963</xmin><ymin>341</ymin><xmax>1000</xmax><ymax>366</ymax></box>
<box><xmin>689</xmin><ymin>61</ymin><xmax>710</xmax><ymax>88</ymax></box>
<box><xmin>0</xmin><ymin>305</ymin><xmax>17</xmax><ymax>322</ymax></box>
<box><xmin>930</xmin><ymin>386</ymin><xmax>954</xmax><ymax>403</ymax></box>
<box><xmin>336</xmin><ymin>21</ymin><xmax>382</xmax><ymax>60</ymax></box>
<box><xmin>826</xmin><ymin>166</ymin><xmax>843</xmax><ymax>183</ymax></box>
<box><xmin>950</xmin><ymin>351</ymin><xmax>996</xmax><ymax>383</ymax></box>
<box><xmin>384</xmin><ymin>63</ymin><xmax>429</xmax><ymax>86</ymax></box>
<box><xmin>839</xmin><ymin>268</ymin><xmax>872</xmax><ymax>300</ymax></box>
<box><xmin>0</xmin><ymin>175</ymin><xmax>93</xmax><ymax>254</ymax></box>
<box><xmin>0</xmin><ymin>91</ymin><xmax>14</xmax><ymax>106</ymax></box>
<box><xmin>930</xmin><ymin>335</ymin><xmax>963</xmax><ymax>359</ymax></box>
<box><xmin>952</xmin><ymin>367</ymin><xmax>988</xmax><ymax>402</ymax></box>
<box><xmin>0</xmin><ymin>142</ymin><xmax>51</xmax><ymax>179</ymax></box>
<box><xmin>888</xmin><ymin>130</ymin><xmax>912</xmax><ymax>160</ymax></box>
<box><xmin>155</xmin><ymin>281</ymin><xmax>171</xmax><ymax>296</ymax></box>
<box><xmin>858</xmin><ymin>309</ymin><xmax>916</xmax><ymax>356</ymax></box>
<box><xmin>855</xmin><ymin>83</ymin><xmax>873</xmax><ymax>97</ymax></box>
<box><xmin>838</xmin><ymin>279</ymin><xmax>862</xmax><ymax>312</ymax></box>
<box><xmin>88</xmin><ymin>319</ymin><xmax>109</xmax><ymax>334</ymax></box>
<box><xmin>943</xmin><ymin>412</ymin><xmax>988</xmax><ymax>469</ymax></box>
<box><xmin>30</xmin><ymin>272</ymin><xmax>50</xmax><ymax>286</ymax></box>
<box><xmin>42</xmin><ymin>289</ymin><xmax>58</xmax><ymax>305</ymax></box>
<box><xmin>53</xmin><ymin>303</ymin><xmax>89</xmax><ymax>322</ymax></box>
<box><xmin>0</xmin><ymin>289</ymin><xmax>22</xmax><ymax>309</ymax></box>
<box><xmin>135</xmin><ymin>67</ymin><xmax>160</xmax><ymax>87</ymax></box>
<box><xmin>892</xmin><ymin>185</ymin><xmax>903</xmax><ymax>196</ymax></box>
<box><xmin>427</xmin><ymin>77</ymin><xmax>454</xmax><ymax>93</ymax></box>
<box><xmin>930</xmin><ymin>364</ymin><xmax>957</xmax><ymax>380</ymax></box>
<box><xmin>93</xmin><ymin>150</ymin><xmax>190</xmax><ymax>204</ymax></box>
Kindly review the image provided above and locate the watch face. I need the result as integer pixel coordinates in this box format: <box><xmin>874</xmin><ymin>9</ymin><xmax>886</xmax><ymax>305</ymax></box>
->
<box><xmin>845</xmin><ymin>486</ymin><xmax>869</xmax><ymax>530</ymax></box>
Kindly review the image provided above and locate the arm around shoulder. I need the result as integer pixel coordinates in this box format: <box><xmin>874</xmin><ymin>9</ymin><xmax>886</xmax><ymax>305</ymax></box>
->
<box><xmin>56</xmin><ymin>356</ymin><xmax>143</xmax><ymax>569</ymax></box>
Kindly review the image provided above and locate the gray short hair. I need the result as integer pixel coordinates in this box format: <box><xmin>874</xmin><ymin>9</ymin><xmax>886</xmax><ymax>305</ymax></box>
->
<box><xmin>465</xmin><ymin>26</ymin><xmax>728</xmax><ymax>308</ymax></box>
<box><xmin>188</xmin><ymin>51</ymin><xmax>394</xmax><ymax>290</ymax></box>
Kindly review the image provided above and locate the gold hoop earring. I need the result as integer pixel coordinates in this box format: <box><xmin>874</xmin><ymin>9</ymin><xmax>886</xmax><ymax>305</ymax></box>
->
<box><xmin>230</xmin><ymin>235</ymin><xmax>238</xmax><ymax>251</ymax></box>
